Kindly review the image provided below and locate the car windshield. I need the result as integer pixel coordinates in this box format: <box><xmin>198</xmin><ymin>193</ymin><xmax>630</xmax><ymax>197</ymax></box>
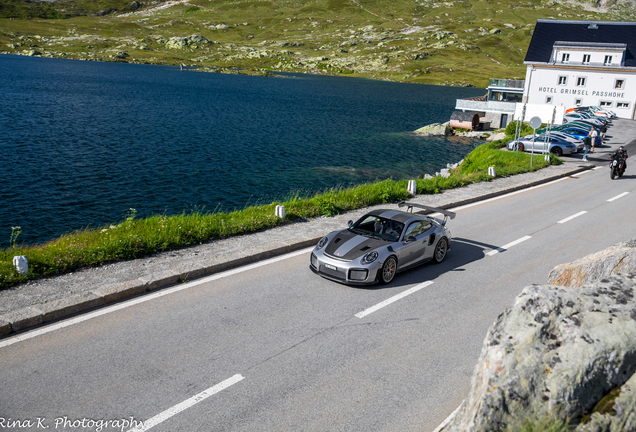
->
<box><xmin>350</xmin><ymin>215</ymin><xmax>404</xmax><ymax>242</ymax></box>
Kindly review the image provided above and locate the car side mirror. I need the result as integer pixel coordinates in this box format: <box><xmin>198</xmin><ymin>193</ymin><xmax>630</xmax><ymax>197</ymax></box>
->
<box><xmin>348</xmin><ymin>220</ymin><xmax>353</xmax><ymax>227</ymax></box>
<box><xmin>405</xmin><ymin>235</ymin><xmax>416</xmax><ymax>243</ymax></box>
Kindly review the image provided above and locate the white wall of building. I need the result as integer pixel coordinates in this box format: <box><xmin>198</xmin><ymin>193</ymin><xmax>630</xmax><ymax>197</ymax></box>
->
<box><xmin>513</xmin><ymin>103</ymin><xmax>565</xmax><ymax>125</ymax></box>
<box><xmin>524</xmin><ymin>65</ymin><xmax>636</xmax><ymax>119</ymax></box>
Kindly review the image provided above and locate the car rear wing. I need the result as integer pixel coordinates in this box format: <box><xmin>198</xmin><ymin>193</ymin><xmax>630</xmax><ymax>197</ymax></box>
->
<box><xmin>398</xmin><ymin>201</ymin><xmax>456</xmax><ymax>225</ymax></box>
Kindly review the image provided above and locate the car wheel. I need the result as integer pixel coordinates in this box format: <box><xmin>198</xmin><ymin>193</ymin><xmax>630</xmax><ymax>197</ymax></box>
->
<box><xmin>378</xmin><ymin>256</ymin><xmax>397</xmax><ymax>284</ymax></box>
<box><xmin>551</xmin><ymin>147</ymin><xmax>563</xmax><ymax>156</ymax></box>
<box><xmin>433</xmin><ymin>237</ymin><xmax>448</xmax><ymax>264</ymax></box>
<box><xmin>517</xmin><ymin>143</ymin><xmax>525</xmax><ymax>152</ymax></box>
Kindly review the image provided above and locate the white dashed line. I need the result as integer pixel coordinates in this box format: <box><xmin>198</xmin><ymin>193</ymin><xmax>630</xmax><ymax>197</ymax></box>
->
<box><xmin>355</xmin><ymin>281</ymin><xmax>434</xmax><ymax>318</ymax></box>
<box><xmin>486</xmin><ymin>236</ymin><xmax>532</xmax><ymax>256</ymax></box>
<box><xmin>127</xmin><ymin>374</ymin><xmax>245</xmax><ymax>432</ymax></box>
<box><xmin>608</xmin><ymin>192</ymin><xmax>629</xmax><ymax>202</ymax></box>
<box><xmin>557</xmin><ymin>211</ymin><xmax>587</xmax><ymax>224</ymax></box>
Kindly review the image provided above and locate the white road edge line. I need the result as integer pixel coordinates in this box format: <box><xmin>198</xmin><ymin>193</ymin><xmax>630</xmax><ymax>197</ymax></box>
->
<box><xmin>486</xmin><ymin>235</ymin><xmax>532</xmax><ymax>256</ymax></box>
<box><xmin>432</xmin><ymin>401</ymin><xmax>463</xmax><ymax>432</ymax></box>
<box><xmin>127</xmin><ymin>374</ymin><xmax>245</xmax><ymax>432</ymax></box>
<box><xmin>608</xmin><ymin>192</ymin><xmax>629</xmax><ymax>202</ymax></box>
<box><xmin>557</xmin><ymin>210</ymin><xmax>587</xmax><ymax>224</ymax></box>
<box><xmin>355</xmin><ymin>281</ymin><xmax>434</xmax><ymax>319</ymax></box>
<box><xmin>0</xmin><ymin>248</ymin><xmax>314</xmax><ymax>349</ymax></box>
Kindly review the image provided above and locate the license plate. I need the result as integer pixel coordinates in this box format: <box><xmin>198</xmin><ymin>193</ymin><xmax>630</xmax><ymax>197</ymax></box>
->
<box><xmin>325</xmin><ymin>264</ymin><xmax>337</xmax><ymax>271</ymax></box>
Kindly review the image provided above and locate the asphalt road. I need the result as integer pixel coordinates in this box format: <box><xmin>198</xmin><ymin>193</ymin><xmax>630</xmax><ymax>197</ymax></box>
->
<box><xmin>2</xmin><ymin>146</ymin><xmax>636</xmax><ymax>432</ymax></box>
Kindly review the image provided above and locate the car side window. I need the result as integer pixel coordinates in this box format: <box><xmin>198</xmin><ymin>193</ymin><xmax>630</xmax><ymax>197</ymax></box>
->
<box><xmin>404</xmin><ymin>221</ymin><xmax>432</xmax><ymax>238</ymax></box>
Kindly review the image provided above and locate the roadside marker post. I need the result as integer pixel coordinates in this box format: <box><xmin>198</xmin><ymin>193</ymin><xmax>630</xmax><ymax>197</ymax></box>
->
<box><xmin>529</xmin><ymin>116</ymin><xmax>542</xmax><ymax>167</ymax></box>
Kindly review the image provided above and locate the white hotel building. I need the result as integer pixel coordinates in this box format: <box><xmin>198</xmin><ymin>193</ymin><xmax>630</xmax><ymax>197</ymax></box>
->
<box><xmin>523</xmin><ymin>19</ymin><xmax>636</xmax><ymax>119</ymax></box>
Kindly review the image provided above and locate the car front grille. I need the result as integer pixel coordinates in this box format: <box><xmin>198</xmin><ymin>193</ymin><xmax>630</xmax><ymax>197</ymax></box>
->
<box><xmin>320</xmin><ymin>264</ymin><xmax>346</xmax><ymax>281</ymax></box>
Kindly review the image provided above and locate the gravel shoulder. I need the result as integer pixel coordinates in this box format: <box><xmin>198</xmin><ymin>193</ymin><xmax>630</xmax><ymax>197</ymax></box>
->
<box><xmin>2</xmin><ymin>120</ymin><xmax>635</xmax><ymax>336</ymax></box>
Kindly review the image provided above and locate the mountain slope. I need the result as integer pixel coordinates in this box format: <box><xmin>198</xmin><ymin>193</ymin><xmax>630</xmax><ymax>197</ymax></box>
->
<box><xmin>1</xmin><ymin>0</ymin><xmax>634</xmax><ymax>86</ymax></box>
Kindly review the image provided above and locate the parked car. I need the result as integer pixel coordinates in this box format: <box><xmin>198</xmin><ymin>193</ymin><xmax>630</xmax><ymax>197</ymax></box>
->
<box><xmin>531</xmin><ymin>131</ymin><xmax>584</xmax><ymax>151</ymax></box>
<box><xmin>507</xmin><ymin>135</ymin><xmax>579</xmax><ymax>156</ymax></box>
<box><xmin>586</xmin><ymin>106</ymin><xmax>617</xmax><ymax>118</ymax></box>
<box><xmin>559</xmin><ymin>126</ymin><xmax>603</xmax><ymax>147</ymax></box>
<box><xmin>566</xmin><ymin>106</ymin><xmax>614</xmax><ymax>119</ymax></box>
<box><xmin>564</xmin><ymin>113</ymin><xmax>604</xmax><ymax>127</ymax></box>
<box><xmin>310</xmin><ymin>202</ymin><xmax>455</xmax><ymax>285</ymax></box>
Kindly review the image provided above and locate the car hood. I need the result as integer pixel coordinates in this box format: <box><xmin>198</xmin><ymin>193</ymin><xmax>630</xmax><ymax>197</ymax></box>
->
<box><xmin>324</xmin><ymin>229</ymin><xmax>388</xmax><ymax>260</ymax></box>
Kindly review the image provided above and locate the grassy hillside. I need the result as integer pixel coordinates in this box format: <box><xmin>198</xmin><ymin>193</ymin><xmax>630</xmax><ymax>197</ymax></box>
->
<box><xmin>1</xmin><ymin>0</ymin><xmax>635</xmax><ymax>86</ymax></box>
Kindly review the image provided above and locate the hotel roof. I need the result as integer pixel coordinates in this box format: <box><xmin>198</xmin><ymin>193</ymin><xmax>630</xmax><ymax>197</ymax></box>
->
<box><xmin>524</xmin><ymin>19</ymin><xmax>636</xmax><ymax>67</ymax></box>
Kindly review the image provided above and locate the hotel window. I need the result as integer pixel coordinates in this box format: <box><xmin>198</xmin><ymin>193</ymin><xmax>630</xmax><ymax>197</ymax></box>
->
<box><xmin>561</xmin><ymin>53</ymin><xmax>570</xmax><ymax>63</ymax></box>
<box><xmin>582</xmin><ymin>54</ymin><xmax>591</xmax><ymax>65</ymax></box>
<box><xmin>558</xmin><ymin>76</ymin><xmax>567</xmax><ymax>85</ymax></box>
<box><xmin>576</xmin><ymin>77</ymin><xmax>586</xmax><ymax>87</ymax></box>
<box><xmin>617</xmin><ymin>102</ymin><xmax>630</xmax><ymax>109</ymax></box>
<box><xmin>546</xmin><ymin>96</ymin><xmax>553</xmax><ymax>104</ymax></box>
<box><xmin>615</xmin><ymin>79</ymin><xmax>625</xmax><ymax>89</ymax></box>
<box><xmin>575</xmin><ymin>99</ymin><xmax>582</xmax><ymax>105</ymax></box>
<box><xmin>604</xmin><ymin>55</ymin><xmax>612</xmax><ymax>65</ymax></box>
<box><xmin>599</xmin><ymin>101</ymin><xmax>613</xmax><ymax>107</ymax></box>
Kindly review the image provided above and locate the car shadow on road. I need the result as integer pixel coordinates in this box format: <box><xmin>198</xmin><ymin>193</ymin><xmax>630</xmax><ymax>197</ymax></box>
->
<box><xmin>364</xmin><ymin>237</ymin><xmax>498</xmax><ymax>290</ymax></box>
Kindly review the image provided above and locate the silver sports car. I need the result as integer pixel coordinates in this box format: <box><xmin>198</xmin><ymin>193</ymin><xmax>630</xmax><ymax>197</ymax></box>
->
<box><xmin>310</xmin><ymin>202</ymin><xmax>455</xmax><ymax>285</ymax></box>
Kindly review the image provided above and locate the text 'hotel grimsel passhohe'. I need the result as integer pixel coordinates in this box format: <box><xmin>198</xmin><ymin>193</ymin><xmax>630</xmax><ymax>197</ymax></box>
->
<box><xmin>537</xmin><ymin>86</ymin><xmax>626</xmax><ymax>99</ymax></box>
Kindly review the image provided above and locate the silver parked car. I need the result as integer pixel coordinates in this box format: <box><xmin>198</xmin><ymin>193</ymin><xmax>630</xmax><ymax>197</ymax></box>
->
<box><xmin>522</xmin><ymin>131</ymin><xmax>584</xmax><ymax>151</ymax></box>
<box><xmin>310</xmin><ymin>202</ymin><xmax>455</xmax><ymax>285</ymax></box>
<box><xmin>506</xmin><ymin>135</ymin><xmax>579</xmax><ymax>156</ymax></box>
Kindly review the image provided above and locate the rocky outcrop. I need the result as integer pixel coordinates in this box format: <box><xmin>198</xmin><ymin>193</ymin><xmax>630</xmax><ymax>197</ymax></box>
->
<box><xmin>548</xmin><ymin>239</ymin><xmax>636</xmax><ymax>288</ymax></box>
<box><xmin>486</xmin><ymin>132</ymin><xmax>507</xmax><ymax>142</ymax></box>
<box><xmin>443</xmin><ymin>240</ymin><xmax>636</xmax><ymax>432</ymax></box>
<box><xmin>412</xmin><ymin>122</ymin><xmax>451</xmax><ymax>136</ymax></box>
<box><xmin>165</xmin><ymin>35</ymin><xmax>211</xmax><ymax>49</ymax></box>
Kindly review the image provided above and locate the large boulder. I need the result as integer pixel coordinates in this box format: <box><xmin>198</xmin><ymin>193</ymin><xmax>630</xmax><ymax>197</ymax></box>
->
<box><xmin>548</xmin><ymin>239</ymin><xmax>636</xmax><ymax>287</ymax></box>
<box><xmin>443</xmin><ymin>276</ymin><xmax>636</xmax><ymax>431</ymax></box>
<box><xmin>443</xmin><ymin>239</ymin><xmax>636</xmax><ymax>431</ymax></box>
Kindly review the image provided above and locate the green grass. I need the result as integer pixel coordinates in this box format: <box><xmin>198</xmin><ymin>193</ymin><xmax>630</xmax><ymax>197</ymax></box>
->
<box><xmin>0</xmin><ymin>139</ymin><xmax>560</xmax><ymax>289</ymax></box>
<box><xmin>0</xmin><ymin>0</ymin><xmax>631</xmax><ymax>86</ymax></box>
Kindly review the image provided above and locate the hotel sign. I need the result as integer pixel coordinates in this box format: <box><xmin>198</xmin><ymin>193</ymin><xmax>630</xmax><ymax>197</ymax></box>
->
<box><xmin>537</xmin><ymin>86</ymin><xmax>626</xmax><ymax>99</ymax></box>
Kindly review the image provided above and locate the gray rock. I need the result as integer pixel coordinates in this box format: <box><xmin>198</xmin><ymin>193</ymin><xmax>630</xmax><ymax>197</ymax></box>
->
<box><xmin>445</xmin><ymin>275</ymin><xmax>636</xmax><ymax>431</ymax></box>
<box><xmin>486</xmin><ymin>132</ymin><xmax>507</xmax><ymax>142</ymax></box>
<box><xmin>489</xmin><ymin>28</ymin><xmax>502</xmax><ymax>34</ymax></box>
<box><xmin>548</xmin><ymin>238</ymin><xmax>636</xmax><ymax>287</ymax></box>
<box><xmin>165</xmin><ymin>35</ymin><xmax>210</xmax><ymax>49</ymax></box>
<box><xmin>413</xmin><ymin>123</ymin><xmax>451</xmax><ymax>136</ymax></box>
<box><xmin>576</xmin><ymin>371</ymin><xmax>636</xmax><ymax>431</ymax></box>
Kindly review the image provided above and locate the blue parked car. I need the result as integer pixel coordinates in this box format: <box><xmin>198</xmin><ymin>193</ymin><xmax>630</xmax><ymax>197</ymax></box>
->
<box><xmin>559</xmin><ymin>126</ymin><xmax>602</xmax><ymax>147</ymax></box>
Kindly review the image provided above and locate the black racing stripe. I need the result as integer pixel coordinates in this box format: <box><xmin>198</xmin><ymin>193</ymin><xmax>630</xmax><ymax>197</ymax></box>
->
<box><xmin>324</xmin><ymin>230</ymin><xmax>356</xmax><ymax>256</ymax></box>
<box><xmin>341</xmin><ymin>238</ymin><xmax>387</xmax><ymax>260</ymax></box>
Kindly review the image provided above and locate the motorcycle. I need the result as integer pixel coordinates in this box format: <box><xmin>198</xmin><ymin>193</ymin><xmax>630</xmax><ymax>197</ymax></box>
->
<box><xmin>609</xmin><ymin>153</ymin><xmax>626</xmax><ymax>179</ymax></box>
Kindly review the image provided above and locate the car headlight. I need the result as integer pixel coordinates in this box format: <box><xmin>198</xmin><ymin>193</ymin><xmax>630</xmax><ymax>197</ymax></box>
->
<box><xmin>362</xmin><ymin>250</ymin><xmax>379</xmax><ymax>264</ymax></box>
<box><xmin>317</xmin><ymin>236</ymin><xmax>329</xmax><ymax>249</ymax></box>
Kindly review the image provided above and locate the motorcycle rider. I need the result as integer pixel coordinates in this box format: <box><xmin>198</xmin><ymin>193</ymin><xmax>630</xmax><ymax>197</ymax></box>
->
<box><xmin>610</xmin><ymin>146</ymin><xmax>628</xmax><ymax>173</ymax></box>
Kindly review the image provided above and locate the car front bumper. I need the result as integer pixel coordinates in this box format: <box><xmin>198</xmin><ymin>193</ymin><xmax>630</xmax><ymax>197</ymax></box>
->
<box><xmin>309</xmin><ymin>250</ymin><xmax>383</xmax><ymax>285</ymax></box>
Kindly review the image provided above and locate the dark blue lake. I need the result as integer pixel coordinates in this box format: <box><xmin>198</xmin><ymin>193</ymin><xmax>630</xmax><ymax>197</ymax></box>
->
<box><xmin>0</xmin><ymin>54</ymin><xmax>484</xmax><ymax>247</ymax></box>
